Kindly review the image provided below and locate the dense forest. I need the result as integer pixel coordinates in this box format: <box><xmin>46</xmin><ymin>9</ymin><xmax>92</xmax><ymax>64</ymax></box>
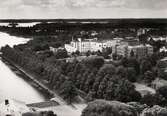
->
<box><xmin>0</xmin><ymin>19</ymin><xmax>167</xmax><ymax>40</ymax></box>
<box><xmin>1</xmin><ymin>19</ymin><xmax>167</xmax><ymax>27</ymax></box>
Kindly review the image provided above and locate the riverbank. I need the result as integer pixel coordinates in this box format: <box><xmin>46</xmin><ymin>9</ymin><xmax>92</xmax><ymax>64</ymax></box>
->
<box><xmin>0</xmin><ymin>29</ymin><xmax>57</xmax><ymax>39</ymax></box>
<box><xmin>1</xmin><ymin>56</ymin><xmax>87</xmax><ymax>115</ymax></box>
<box><xmin>1</xmin><ymin>56</ymin><xmax>66</xmax><ymax>105</ymax></box>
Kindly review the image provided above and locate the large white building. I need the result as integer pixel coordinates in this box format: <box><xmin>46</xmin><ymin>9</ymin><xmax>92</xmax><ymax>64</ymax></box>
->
<box><xmin>116</xmin><ymin>44</ymin><xmax>153</xmax><ymax>58</ymax></box>
<box><xmin>65</xmin><ymin>38</ymin><xmax>120</xmax><ymax>53</ymax></box>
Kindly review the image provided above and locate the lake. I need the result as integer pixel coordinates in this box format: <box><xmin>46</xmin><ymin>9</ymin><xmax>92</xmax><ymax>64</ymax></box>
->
<box><xmin>0</xmin><ymin>32</ymin><xmax>46</xmax><ymax>104</ymax></box>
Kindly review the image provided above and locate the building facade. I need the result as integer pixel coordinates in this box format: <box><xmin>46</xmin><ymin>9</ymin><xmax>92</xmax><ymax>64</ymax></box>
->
<box><xmin>116</xmin><ymin>44</ymin><xmax>153</xmax><ymax>58</ymax></box>
<box><xmin>65</xmin><ymin>38</ymin><xmax>120</xmax><ymax>53</ymax></box>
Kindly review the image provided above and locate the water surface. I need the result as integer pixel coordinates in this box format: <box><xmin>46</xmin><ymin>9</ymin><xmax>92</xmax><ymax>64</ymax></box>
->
<box><xmin>0</xmin><ymin>32</ymin><xmax>46</xmax><ymax>103</ymax></box>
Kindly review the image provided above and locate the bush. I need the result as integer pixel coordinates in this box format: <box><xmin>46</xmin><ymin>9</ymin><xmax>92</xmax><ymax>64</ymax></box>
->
<box><xmin>140</xmin><ymin>93</ymin><xmax>165</xmax><ymax>106</ymax></box>
<box><xmin>157</xmin><ymin>86</ymin><xmax>167</xmax><ymax>99</ymax></box>
<box><xmin>83</xmin><ymin>56</ymin><xmax>104</xmax><ymax>69</ymax></box>
<box><xmin>81</xmin><ymin>100</ymin><xmax>137</xmax><ymax>116</ymax></box>
<box><xmin>141</xmin><ymin>105</ymin><xmax>167</xmax><ymax>116</ymax></box>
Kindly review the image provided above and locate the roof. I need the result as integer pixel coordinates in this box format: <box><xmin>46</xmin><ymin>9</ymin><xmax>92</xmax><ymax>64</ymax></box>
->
<box><xmin>128</xmin><ymin>44</ymin><xmax>152</xmax><ymax>49</ymax></box>
<box><xmin>160</xmin><ymin>57</ymin><xmax>167</xmax><ymax>61</ymax></box>
<box><xmin>152</xmin><ymin>78</ymin><xmax>167</xmax><ymax>89</ymax></box>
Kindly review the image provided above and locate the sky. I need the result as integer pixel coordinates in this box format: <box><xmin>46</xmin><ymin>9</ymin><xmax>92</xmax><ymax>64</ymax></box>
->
<box><xmin>0</xmin><ymin>0</ymin><xmax>167</xmax><ymax>19</ymax></box>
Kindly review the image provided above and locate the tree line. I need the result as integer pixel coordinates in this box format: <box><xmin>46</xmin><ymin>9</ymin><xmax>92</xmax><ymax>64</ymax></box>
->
<box><xmin>2</xmin><ymin>36</ymin><xmax>167</xmax><ymax>105</ymax></box>
<box><xmin>0</xmin><ymin>44</ymin><xmax>151</xmax><ymax>104</ymax></box>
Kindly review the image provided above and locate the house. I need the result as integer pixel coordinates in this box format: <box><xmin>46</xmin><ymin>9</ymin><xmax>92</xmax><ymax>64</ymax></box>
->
<box><xmin>0</xmin><ymin>99</ymin><xmax>30</xmax><ymax>116</ymax></box>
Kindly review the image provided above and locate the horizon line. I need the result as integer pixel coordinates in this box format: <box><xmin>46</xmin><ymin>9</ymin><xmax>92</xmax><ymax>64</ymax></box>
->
<box><xmin>0</xmin><ymin>18</ymin><xmax>167</xmax><ymax>20</ymax></box>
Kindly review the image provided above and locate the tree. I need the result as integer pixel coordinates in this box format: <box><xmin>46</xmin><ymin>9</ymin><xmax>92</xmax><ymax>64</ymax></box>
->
<box><xmin>121</xmin><ymin>57</ymin><xmax>129</xmax><ymax>67</ymax></box>
<box><xmin>157</xmin><ymin>86</ymin><xmax>167</xmax><ymax>99</ymax></box>
<box><xmin>144</xmin><ymin>71</ymin><xmax>155</xmax><ymax>83</ymax></box>
<box><xmin>154</xmin><ymin>40</ymin><xmax>165</xmax><ymax>52</ymax></box>
<box><xmin>149</xmin><ymin>53</ymin><xmax>159</xmax><ymax>66</ymax></box>
<box><xmin>122</xmin><ymin>57</ymin><xmax>140</xmax><ymax>75</ymax></box>
<box><xmin>22</xmin><ymin>111</ymin><xmax>57</xmax><ymax>116</ymax></box>
<box><xmin>97</xmin><ymin>76</ymin><xmax>108</xmax><ymax>98</ymax></box>
<box><xmin>105</xmin><ymin>78</ymin><xmax>116</xmax><ymax>100</ymax></box>
<box><xmin>33</xmin><ymin>44</ymin><xmax>49</xmax><ymax>51</ymax></box>
<box><xmin>54</xmin><ymin>48</ymin><xmax>68</xmax><ymax>59</ymax></box>
<box><xmin>80</xmin><ymin>70</ymin><xmax>90</xmax><ymax>90</ymax></box>
<box><xmin>140</xmin><ymin>59</ymin><xmax>152</xmax><ymax>74</ymax></box>
<box><xmin>114</xmin><ymin>79</ymin><xmax>141</xmax><ymax>102</ymax></box>
<box><xmin>86</xmin><ymin>50</ymin><xmax>91</xmax><ymax>57</ymax></box>
<box><xmin>139</xmin><ymin>34</ymin><xmax>148</xmax><ymax>45</ymax></box>
<box><xmin>130</xmin><ymin>50</ymin><xmax>135</xmax><ymax>57</ymax></box>
<box><xmin>72</xmin><ymin>63</ymin><xmax>83</xmax><ymax>80</ymax></box>
<box><xmin>104</xmin><ymin>75</ymin><xmax>141</xmax><ymax>102</ymax></box>
<box><xmin>156</xmin><ymin>61</ymin><xmax>167</xmax><ymax>79</ymax></box>
<box><xmin>127</xmin><ymin>67</ymin><xmax>137</xmax><ymax>82</ymax></box>
<box><xmin>85</xmin><ymin>90</ymin><xmax>95</xmax><ymax>102</ymax></box>
<box><xmin>141</xmin><ymin>93</ymin><xmax>165</xmax><ymax>106</ymax></box>
<box><xmin>75</xmin><ymin>73</ymin><xmax>83</xmax><ymax>88</ymax></box>
<box><xmin>59</xmin><ymin>80</ymin><xmax>78</xmax><ymax>104</ymax></box>
<box><xmin>46</xmin><ymin>111</ymin><xmax>57</xmax><ymax>116</ymax></box>
<box><xmin>102</xmin><ymin>47</ymin><xmax>112</xmax><ymax>59</ymax></box>
<box><xmin>84</xmin><ymin>72</ymin><xmax>96</xmax><ymax>93</ymax></box>
<box><xmin>96</xmin><ymin>50</ymin><xmax>102</xmax><ymax>56</ymax></box>
<box><xmin>98</xmin><ymin>64</ymin><xmax>116</xmax><ymax>77</ymax></box>
<box><xmin>142</xmin><ymin>105</ymin><xmax>167</xmax><ymax>116</ymax></box>
<box><xmin>112</xmin><ymin>53</ymin><xmax>117</xmax><ymax>60</ymax></box>
<box><xmin>116</xmin><ymin>66</ymin><xmax>127</xmax><ymax>78</ymax></box>
<box><xmin>83</xmin><ymin>56</ymin><xmax>104</xmax><ymax>69</ymax></box>
<box><xmin>81</xmin><ymin>100</ymin><xmax>138</xmax><ymax>116</ymax></box>
<box><xmin>75</xmin><ymin>50</ymin><xmax>80</xmax><ymax>56</ymax></box>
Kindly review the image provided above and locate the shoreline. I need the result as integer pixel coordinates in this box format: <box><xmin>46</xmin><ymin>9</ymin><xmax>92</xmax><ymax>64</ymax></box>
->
<box><xmin>1</xmin><ymin>56</ymin><xmax>66</xmax><ymax>105</ymax></box>
<box><xmin>0</xmin><ymin>30</ymin><xmax>57</xmax><ymax>39</ymax></box>
<box><xmin>1</xmin><ymin>57</ymin><xmax>52</xmax><ymax>99</ymax></box>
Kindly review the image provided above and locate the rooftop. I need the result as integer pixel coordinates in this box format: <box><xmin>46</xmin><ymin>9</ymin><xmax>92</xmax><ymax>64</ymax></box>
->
<box><xmin>72</xmin><ymin>38</ymin><xmax>118</xmax><ymax>43</ymax></box>
<box><xmin>160</xmin><ymin>57</ymin><xmax>167</xmax><ymax>61</ymax></box>
<box><xmin>128</xmin><ymin>44</ymin><xmax>152</xmax><ymax>49</ymax></box>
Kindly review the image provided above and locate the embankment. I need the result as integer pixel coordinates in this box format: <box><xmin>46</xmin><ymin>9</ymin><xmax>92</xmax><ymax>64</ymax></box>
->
<box><xmin>1</xmin><ymin>55</ymin><xmax>66</xmax><ymax>105</ymax></box>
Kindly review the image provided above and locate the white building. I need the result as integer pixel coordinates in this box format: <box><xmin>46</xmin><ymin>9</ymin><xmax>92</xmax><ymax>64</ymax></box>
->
<box><xmin>49</xmin><ymin>46</ymin><xmax>65</xmax><ymax>53</ymax></box>
<box><xmin>0</xmin><ymin>99</ymin><xmax>30</xmax><ymax>116</ymax></box>
<box><xmin>149</xmin><ymin>36</ymin><xmax>167</xmax><ymax>42</ymax></box>
<box><xmin>116</xmin><ymin>44</ymin><xmax>153</xmax><ymax>58</ymax></box>
<box><xmin>65</xmin><ymin>38</ymin><xmax>120</xmax><ymax>53</ymax></box>
<box><xmin>64</xmin><ymin>44</ymin><xmax>77</xmax><ymax>53</ymax></box>
<box><xmin>160</xmin><ymin>47</ymin><xmax>167</xmax><ymax>52</ymax></box>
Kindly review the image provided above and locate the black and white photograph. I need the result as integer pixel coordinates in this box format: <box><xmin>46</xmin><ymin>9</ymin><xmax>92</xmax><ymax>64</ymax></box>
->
<box><xmin>0</xmin><ymin>0</ymin><xmax>167</xmax><ymax>116</ymax></box>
